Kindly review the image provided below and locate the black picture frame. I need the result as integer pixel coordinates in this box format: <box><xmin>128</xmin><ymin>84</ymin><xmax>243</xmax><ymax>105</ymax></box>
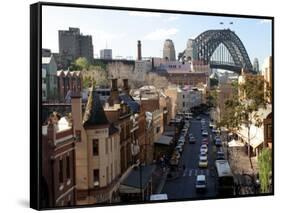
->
<box><xmin>30</xmin><ymin>1</ymin><xmax>274</xmax><ymax>210</ymax></box>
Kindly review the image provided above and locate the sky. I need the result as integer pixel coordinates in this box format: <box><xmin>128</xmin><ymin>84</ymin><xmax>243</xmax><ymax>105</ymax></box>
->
<box><xmin>42</xmin><ymin>5</ymin><xmax>272</xmax><ymax>66</ymax></box>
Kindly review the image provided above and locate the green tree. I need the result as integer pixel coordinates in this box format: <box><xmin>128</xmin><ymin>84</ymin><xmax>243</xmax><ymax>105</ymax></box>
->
<box><xmin>70</xmin><ymin>57</ymin><xmax>89</xmax><ymax>71</ymax></box>
<box><xmin>258</xmin><ymin>148</ymin><xmax>272</xmax><ymax>193</ymax></box>
<box><xmin>219</xmin><ymin>75</ymin><xmax>270</xmax><ymax>160</ymax></box>
<box><xmin>206</xmin><ymin>89</ymin><xmax>218</xmax><ymax>107</ymax></box>
<box><xmin>75</xmin><ymin>57</ymin><xmax>89</xmax><ymax>70</ymax></box>
<box><xmin>82</xmin><ymin>76</ymin><xmax>93</xmax><ymax>89</ymax></box>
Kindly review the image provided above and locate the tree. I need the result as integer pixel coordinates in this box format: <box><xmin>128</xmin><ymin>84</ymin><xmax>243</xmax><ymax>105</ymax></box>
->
<box><xmin>257</xmin><ymin>148</ymin><xmax>272</xmax><ymax>193</ymax></box>
<box><xmin>219</xmin><ymin>75</ymin><xmax>270</xmax><ymax>160</ymax></box>
<box><xmin>83</xmin><ymin>66</ymin><xmax>109</xmax><ymax>88</ymax></box>
<box><xmin>206</xmin><ymin>89</ymin><xmax>218</xmax><ymax>107</ymax></box>
<box><xmin>75</xmin><ymin>57</ymin><xmax>89</xmax><ymax>70</ymax></box>
<box><xmin>69</xmin><ymin>57</ymin><xmax>90</xmax><ymax>71</ymax></box>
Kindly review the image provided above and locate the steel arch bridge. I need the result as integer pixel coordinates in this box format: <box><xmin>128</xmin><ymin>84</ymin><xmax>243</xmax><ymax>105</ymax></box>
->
<box><xmin>179</xmin><ymin>29</ymin><xmax>254</xmax><ymax>73</ymax></box>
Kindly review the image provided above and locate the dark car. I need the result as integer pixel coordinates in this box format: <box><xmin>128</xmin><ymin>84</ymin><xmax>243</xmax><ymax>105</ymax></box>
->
<box><xmin>196</xmin><ymin>116</ymin><xmax>201</xmax><ymax>120</ymax></box>
<box><xmin>189</xmin><ymin>136</ymin><xmax>196</xmax><ymax>144</ymax></box>
<box><xmin>216</xmin><ymin>151</ymin><xmax>225</xmax><ymax>160</ymax></box>
<box><xmin>215</xmin><ymin>139</ymin><xmax>222</xmax><ymax>147</ymax></box>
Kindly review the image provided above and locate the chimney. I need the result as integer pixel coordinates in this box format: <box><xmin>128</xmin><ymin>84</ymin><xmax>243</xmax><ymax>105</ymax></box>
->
<box><xmin>71</xmin><ymin>94</ymin><xmax>82</xmax><ymax>136</ymax></box>
<box><xmin>108</xmin><ymin>78</ymin><xmax>120</xmax><ymax>106</ymax></box>
<box><xmin>137</xmin><ymin>40</ymin><xmax>142</xmax><ymax>60</ymax></box>
<box><xmin>123</xmin><ymin>79</ymin><xmax>129</xmax><ymax>94</ymax></box>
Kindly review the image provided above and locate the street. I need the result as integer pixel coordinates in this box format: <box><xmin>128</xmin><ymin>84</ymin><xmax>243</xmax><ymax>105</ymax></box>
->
<box><xmin>162</xmin><ymin>114</ymin><xmax>218</xmax><ymax>200</ymax></box>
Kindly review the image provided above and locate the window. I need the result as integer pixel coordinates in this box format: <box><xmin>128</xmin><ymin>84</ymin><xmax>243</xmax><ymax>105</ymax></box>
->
<box><xmin>110</xmin><ymin>138</ymin><xmax>113</xmax><ymax>152</ymax></box>
<box><xmin>183</xmin><ymin>95</ymin><xmax>185</xmax><ymax>99</ymax></box>
<box><xmin>183</xmin><ymin>102</ymin><xmax>185</xmax><ymax>107</ymax></box>
<box><xmin>66</xmin><ymin>155</ymin><xmax>70</xmax><ymax>179</ymax></box>
<box><xmin>59</xmin><ymin>159</ymin><xmax>63</xmax><ymax>183</ymax></box>
<box><xmin>92</xmin><ymin>139</ymin><xmax>99</xmax><ymax>156</ymax></box>
<box><xmin>93</xmin><ymin>169</ymin><xmax>99</xmax><ymax>187</ymax></box>
<box><xmin>105</xmin><ymin>139</ymin><xmax>108</xmax><ymax>154</ymax></box>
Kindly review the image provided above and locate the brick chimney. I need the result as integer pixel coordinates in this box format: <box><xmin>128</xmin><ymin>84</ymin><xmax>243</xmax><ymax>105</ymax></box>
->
<box><xmin>108</xmin><ymin>78</ymin><xmax>120</xmax><ymax>106</ymax></box>
<box><xmin>137</xmin><ymin>40</ymin><xmax>142</xmax><ymax>60</ymax></box>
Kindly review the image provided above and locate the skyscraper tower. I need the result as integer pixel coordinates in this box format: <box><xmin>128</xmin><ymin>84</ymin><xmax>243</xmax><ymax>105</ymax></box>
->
<box><xmin>253</xmin><ymin>58</ymin><xmax>260</xmax><ymax>73</ymax></box>
<box><xmin>163</xmin><ymin>39</ymin><xmax>176</xmax><ymax>61</ymax></box>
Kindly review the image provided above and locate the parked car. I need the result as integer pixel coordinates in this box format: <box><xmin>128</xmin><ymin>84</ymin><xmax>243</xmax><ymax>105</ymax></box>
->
<box><xmin>199</xmin><ymin>156</ymin><xmax>208</xmax><ymax>168</ymax></box>
<box><xmin>189</xmin><ymin>136</ymin><xmax>196</xmax><ymax>144</ymax></box>
<box><xmin>200</xmin><ymin>144</ymin><xmax>208</xmax><ymax>153</ymax></box>
<box><xmin>196</xmin><ymin>175</ymin><xmax>207</xmax><ymax>192</ymax></box>
<box><xmin>202</xmin><ymin>130</ymin><xmax>208</xmax><ymax>136</ymax></box>
<box><xmin>215</xmin><ymin>139</ymin><xmax>222</xmax><ymax>147</ymax></box>
<box><xmin>212</xmin><ymin>128</ymin><xmax>219</xmax><ymax>134</ymax></box>
<box><xmin>216</xmin><ymin>151</ymin><xmax>225</xmax><ymax>160</ymax></box>
<box><xmin>175</xmin><ymin>145</ymin><xmax>183</xmax><ymax>153</ymax></box>
<box><xmin>202</xmin><ymin>138</ymin><xmax>209</xmax><ymax>145</ymax></box>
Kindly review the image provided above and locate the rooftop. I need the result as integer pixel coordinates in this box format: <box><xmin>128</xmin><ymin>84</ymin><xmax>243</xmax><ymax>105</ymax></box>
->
<box><xmin>83</xmin><ymin>90</ymin><xmax>109</xmax><ymax>128</ymax></box>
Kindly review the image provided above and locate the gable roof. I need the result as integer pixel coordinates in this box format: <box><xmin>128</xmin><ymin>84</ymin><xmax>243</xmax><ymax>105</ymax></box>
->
<box><xmin>83</xmin><ymin>90</ymin><xmax>109</xmax><ymax>128</ymax></box>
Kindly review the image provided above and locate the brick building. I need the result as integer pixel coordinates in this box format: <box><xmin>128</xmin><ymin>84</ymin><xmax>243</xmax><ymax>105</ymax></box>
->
<box><xmin>104</xmin><ymin>79</ymin><xmax>138</xmax><ymax>173</ymax></box>
<box><xmin>57</xmin><ymin>70</ymin><xmax>82</xmax><ymax>102</ymax></box>
<box><xmin>41</xmin><ymin>114</ymin><xmax>76</xmax><ymax>208</ymax></box>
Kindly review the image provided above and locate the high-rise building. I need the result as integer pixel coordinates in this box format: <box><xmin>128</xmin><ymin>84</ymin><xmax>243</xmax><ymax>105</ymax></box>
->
<box><xmin>253</xmin><ymin>58</ymin><xmax>260</xmax><ymax>73</ymax></box>
<box><xmin>163</xmin><ymin>39</ymin><xmax>176</xmax><ymax>61</ymax></box>
<box><xmin>100</xmin><ymin>49</ymin><xmax>112</xmax><ymax>59</ymax></box>
<box><xmin>59</xmin><ymin>27</ymin><xmax>93</xmax><ymax>63</ymax></box>
<box><xmin>185</xmin><ymin>39</ymin><xmax>197</xmax><ymax>61</ymax></box>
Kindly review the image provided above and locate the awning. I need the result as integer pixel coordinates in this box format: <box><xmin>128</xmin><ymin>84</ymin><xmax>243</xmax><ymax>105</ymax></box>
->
<box><xmin>119</xmin><ymin>165</ymin><xmax>156</xmax><ymax>194</ymax></box>
<box><xmin>228</xmin><ymin>139</ymin><xmax>244</xmax><ymax>147</ymax></box>
<box><xmin>237</xmin><ymin>126</ymin><xmax>264</xmax><ymax>149</ymax></box>
<box><xmin>154</xmin><ymin>135</ymin><xmax>173</xmax><ymax>146</ymax></box>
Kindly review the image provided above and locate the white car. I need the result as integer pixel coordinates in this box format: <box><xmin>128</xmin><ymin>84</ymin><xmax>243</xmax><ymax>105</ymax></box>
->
<box><xmin>202</xmin><ymin>130</ymin><xmax>208</xmax><ymax>136</ymax></box>
<box><xmin>200</xmin><ymin>144</ymin><xmax>208</xmax><ymax>153</ymax></box>
<box><xmin>196</xmin><ymin>175</ymin><xmax>207</xmax><ymax>192</ymax></box>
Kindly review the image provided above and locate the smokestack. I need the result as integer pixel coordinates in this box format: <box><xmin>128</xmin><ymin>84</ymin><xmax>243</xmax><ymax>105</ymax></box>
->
<box><xmin>137</xmin><ymin>40</ymin><xmax>142</xmax><ymax>60</ymax></box>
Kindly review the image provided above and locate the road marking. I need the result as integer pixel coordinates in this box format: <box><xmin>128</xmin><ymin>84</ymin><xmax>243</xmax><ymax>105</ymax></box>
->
<box><xmin>194</xmin><ymin>169</ymin><xmax>198</xmax><ymax>176</ymax></box>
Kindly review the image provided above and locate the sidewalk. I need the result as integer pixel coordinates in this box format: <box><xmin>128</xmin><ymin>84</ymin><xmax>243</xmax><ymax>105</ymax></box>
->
<box><xmin>224</xmin><ymin>146</ymin><xmax>259</xmax><ymax>195</ymax></box>
<box><xmin>152</xmin><ymin>164</ymin><xmax>170</xmax><ymax>194</ymax></box>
